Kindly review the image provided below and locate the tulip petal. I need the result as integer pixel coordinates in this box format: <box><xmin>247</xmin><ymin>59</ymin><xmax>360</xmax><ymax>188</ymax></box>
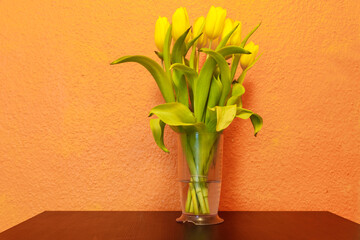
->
<box><xmin>222</xmin><ymin>18</ymin><xmax>234</xmax><ymax>40</ymax></box>
<box><xmin>213</xmin><ymin>7</ymin><xmax>227</xmax><ymax>40</ymax></box>
<box><xmin>204</xmin><ymin>6</ymin><xmax>217</xmax><ymax>39</ymax></box>
<box><xmin>230</xmin><ymin>21</ymin><xmax>242</xmax><ymax>45</ymax></box>
<box><xmin>154</xmin><ymin>17</ymin><xmax>170</xmax><ymax>52</ymax></box>
<box><xmin>172</xmin><ymin>7</ymin><xmax>190</xmax><ymax>42</ymax></box>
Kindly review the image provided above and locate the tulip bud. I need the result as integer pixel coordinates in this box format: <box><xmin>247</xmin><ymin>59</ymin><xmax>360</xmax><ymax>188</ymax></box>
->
<box><xmin>154</xmin><ymin>17</ymin><xmax>170</xmax><ymax>52</ymax></box>
<box><xmin>240</xmin><ymin>42</ymin><xmax>259</xmax><ymax>70</ymax></box>
<box><xmin>221</xmin><ymin>19</ymin><xmax>242</xmax><ymax>46</ymax></box>
<box><xmin>204</xmin><ymin>6</ymin><xmax>227</xmax><ymax>40</ymax></box>
<box><xmin>221</xmin><ymin>18</ymin><xmax>233</xmax><ymax>41</ymax></box>
<box><xmin>193</xmin><ymin>16</ymin><xmax>208</xmax><ymax>48</ymax></box>
<box><xmin>230</xmin><ymin>20</ymin><xmax>242</xmax><ymax>45</ymax></box>
<box><xmin>172</xmin><ymin>7</ymin><xmax>190</xmax><ymax>42</ymax></box>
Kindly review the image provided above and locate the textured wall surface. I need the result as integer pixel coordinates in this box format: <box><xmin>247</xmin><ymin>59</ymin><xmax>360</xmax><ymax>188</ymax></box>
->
<box><xmin>1</xmin><ymin>0</ymin><xmax>359</xmax><ymax>231</ymax></box>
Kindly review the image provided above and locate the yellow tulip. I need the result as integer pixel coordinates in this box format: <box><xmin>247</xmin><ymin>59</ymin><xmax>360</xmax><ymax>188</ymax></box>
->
<box><xmin>172</xmin><ymin>7</ymin><xmax>190</xmax><ymax>42</ymax></box>
<box><xmin>221</xmin><ymin>19</ymin><xmax>242</xmax><ymax>45</ymax></box>
<box><xmin>193</xmin><ymin>16</ymin><xmax>208</xmax><ymax>48</ymax></box>
<box><xmin>154</xmin><ymin>17</ymin><xmax>170</xmax><ymax>52</ymax></box>
<box><xmin>204</xmin><ymin>6</ymin><xmax>227</xmax><ymax>40</ymax></box>
<box><xmin>221</xmin><ymin>18</ymin><xmax>233</xmax><ymax>41</ymax></box>
<box><xmin>240</xmin><ymin>42</ymin><xmax>259</xmax><ymax>70</ymax></box>
<box><xmin>230</xmin><ymin>20</ymin><xmax>242</xmax><ymax>45</ymax></box>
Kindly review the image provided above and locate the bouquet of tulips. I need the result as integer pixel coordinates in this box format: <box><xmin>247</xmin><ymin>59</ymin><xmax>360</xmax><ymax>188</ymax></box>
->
<box><xmin>111</xmin><ymin>6</ymin><xmax>263</xmax><ymax>215</ymax></box>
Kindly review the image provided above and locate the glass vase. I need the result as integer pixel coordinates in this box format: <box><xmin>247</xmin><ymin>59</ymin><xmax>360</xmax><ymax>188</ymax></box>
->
<box><xmin>176</xmin><ymin>130</ymin><xmax>224</xmax><ymax>225</ymax></box>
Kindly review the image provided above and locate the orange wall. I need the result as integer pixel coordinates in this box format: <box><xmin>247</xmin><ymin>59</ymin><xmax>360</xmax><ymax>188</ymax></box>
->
<box><xmin>1</xmin><ymin>0</ymin><xmax>359</xmax><ymax>231</ymax></box>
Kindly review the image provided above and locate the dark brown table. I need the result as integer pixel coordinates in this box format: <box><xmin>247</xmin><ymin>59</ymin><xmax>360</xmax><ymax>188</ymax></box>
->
<box><xmin>0</xmin><ymin>211</ymin><xmax>359</xmax><ymax>240</ymax></box>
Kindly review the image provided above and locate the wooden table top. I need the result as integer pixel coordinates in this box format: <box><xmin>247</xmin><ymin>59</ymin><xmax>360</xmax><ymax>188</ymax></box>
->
<box><xmin>0</xmin><ymin>211</ymin><xmax>359</xmax><ymax>240</ymax></box>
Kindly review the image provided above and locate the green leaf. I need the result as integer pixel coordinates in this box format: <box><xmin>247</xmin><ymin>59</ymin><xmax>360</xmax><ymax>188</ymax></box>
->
<box><xmin>171</xmin><ymin>28</ymin><xmax>191</xmax><ymax>107</ymax></box>
<box><xmin>216</xmin><ymin>24</ymin><xmax>240</xmax><ymax>51</ymax></box>
<box><xmin>207</xmin><ymin>76</ymin><xmax>223</xmax><ymax>109</ymax></box>
<box><xmin>193</xmin><ymin>57</ymin><xmax>216</xmax><ymax>122</ymax></box>
<box><xmin>172</xmin><ymin>27</ymin><xmax>191</xmax><ymax>63</ymax></box>
<box><xmin>149</xmin><ymin>119</ymin><xmax>169</xmax><ymax>153</ymax></box>
<box><xmin>170</xmin><ymin>63</ymin><xmax>198</xmax><ymax>89</ymax></box>
<box><xmin>173</xmin><ymin>75</ymin><xmax>189</xmax><ymax>107</ymax></box>
<box><xmin>200</xmin><ymin>48</ymin><xmax>231</xmax><ymax>106</ymax></box>
<box><xmin>193</xmin><ymin>38</ymin><xmax>241</xmax><ymax>122</ymax></box>
<box><xmin>163</xmin><ymin>24</ymin><xmax>173</xmax><ymax>80</ymax></box>
<box><xmin>187</xmin><ymin>23</ymin><xmax>204</xmax><ymax>70</ymax></box>
<box><xmin>185</xmin><ymin>32</ymin><xmax>203</xmax><ymax>54</ymax></box>
<box><xmin>230</xmin><ymin>54</ymin><xmax>240</xmax><ymax>80</ymax></box>
<box><xmin>205</xmin><ymin>109</ymin><xmax>217</xmax><ymax>132</ymax></box>
<box><xmin>227</xmin><ymin>83</ymin><xmax>245</xmax><ymax>106</ymax></box>
<box><xmin>205</xmin><ymin>76</ymin><xmax>223</xmax><ymax>132</ymax></box>
<box><xmin>236</xmin><ymin>107</ymin><xmax>254</xmax><ymax>119</ymax></box>
<box><xmin>235</xmin><ymin>107</ymin><xmax>263</xmax><ymax>136</ymax></box>
<box><xmin>154</xmin><ymin>51</ymin><xmax>163</xmax><ymax>61</ymax></box>
<box><xmin>186</xmin><ymin>20</ymin><xmax>205</xmax><ymax>54</ymax></box>
<box><xmin>240</xmin><ymin>22</ymin><xmax>261</xmax><ymax>48</ymax></box>
<box><xmin>189</xmin><ymin>44</ymin><xmax>197</xmax><ymax>70</ymax></box>
<box><xmin>194</xmin><ymin>45</ymin><xmax>251</xmax><ymax>117</ymax></box>
<box><xmin>217</xmin><ymin>46</ymin><xmax>251</xmax><ymax>58</ymax></box>
<box><xmin>250</xmin><ymin>113</ymin><xmax>263</xmax><ymax>136</ymax></box>
<box><xmin>111</xmin><ymin>55</ymin><xmax>175</xmax><ymax>103</ymax></box>
<box><xmin>149</xmin><ymin>102</ymin><xmax>196</xmax><ymax>126</ymax></box>
<box><xmin>170</xmin><ymin>122</ymin><xmax>207</xmax><ymax>134</ymax></box>
<box><xmin>211</xmin><ymin>105</ymin><xmax>237</xmax><ymax>132</ymax></box>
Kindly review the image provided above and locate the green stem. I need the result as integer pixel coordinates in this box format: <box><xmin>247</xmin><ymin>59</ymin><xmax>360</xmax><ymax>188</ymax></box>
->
<box><xmin>230</xmin><ymin>54</ymin><xmax>240</xmax><ymax>81</ymax></box>
<box><xmin>202</xmin><ymin>182</ymin><xmax>210</xmax><ymax>213</ymax></box>
<box><xmin>181</xmin><ymin>134</ymin><xmax>206</xmax><ymax>214</ymax></box>
<box><xmin>185</xmin><ymin>187</ymin><xmax>192</xmax><ymax>212</ymax></box>
<box><xmin>189</xmin><ymin>181</ymin><xmax>199</xmax><ymax>214</ymax></box>
<box><xmin>238</xmin><ymin>69</ymin><xmax>247</xmax><ymax>85</ymax></box>
<box><xmin>189</xmin><ymin>198</ymin><xmax>194</xmax><ymax>213</ymax></box>
<box><xmin>190</xmin><ymin>44</ymin><xmax>197</xmax><ymax>69</ymax></box>
<box><xmin>196</xmin><ymin>50</ymin><xmax>199</xmax><ymax>72</ymax></box>
<box><xmin>181</xmin><ymin>133</ymin><xmax>220</xmax><ymax>215</ymax></box>
<box><xmin>206</xmin><ymin>40</ymin><xmax>213</xmax><ymax>60</ymax></box>
<box><xmin>192</xmin><ymin>177</ymin><xmax>207</xmax><ymax>214</ymax></box>
<box><xmin>203</xmin><ymin>140</ymin><xmax>218</xmax><ymax>176</ymax></box>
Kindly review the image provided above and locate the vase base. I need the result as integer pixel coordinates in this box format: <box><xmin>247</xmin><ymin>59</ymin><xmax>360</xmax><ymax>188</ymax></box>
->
<box><xmin>176</xmin><ymin>213</ymin><xmax>224</xmax><ymax>225</ymax></box>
